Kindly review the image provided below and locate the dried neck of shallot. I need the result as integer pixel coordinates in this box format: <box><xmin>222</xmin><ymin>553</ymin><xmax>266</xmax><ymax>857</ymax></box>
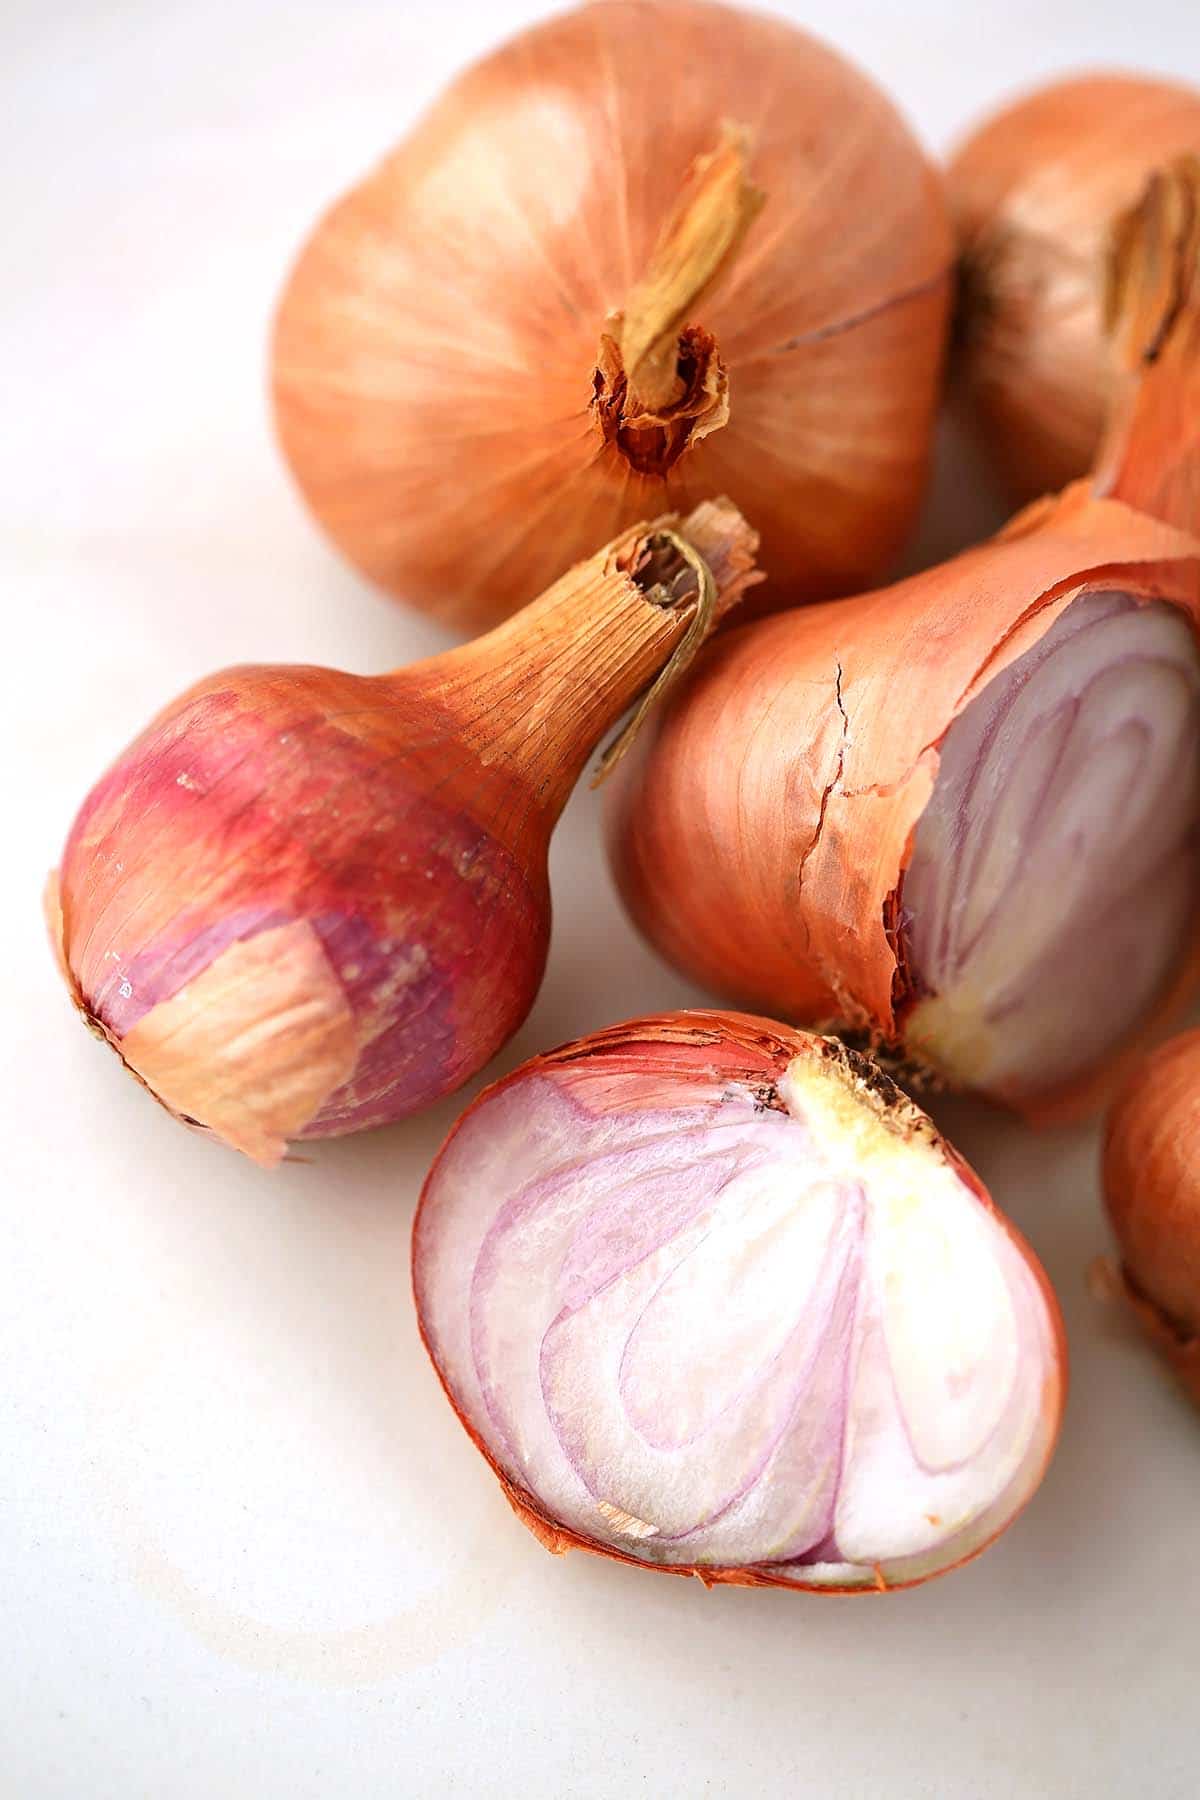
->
<box><xmin>1095</xmin><ymin>155</ymin><xmax>1200</xmax><ymax>533</ymax></box>
<box><xmin>592</xmin><ymin>125</ymin><xmax>765</xmax><ymax>476</ymax></box>
<box><xmin>432</xmin><ymin>498</ymin><xmax>759</xmax><ymax>808</ymax></box>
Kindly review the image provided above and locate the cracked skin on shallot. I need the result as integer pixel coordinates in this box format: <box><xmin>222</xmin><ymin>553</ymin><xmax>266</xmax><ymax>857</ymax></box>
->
<box><xmin>608</xmin><ymin>160</ymin><xmax>1200</xmax><ymax>1121</ymax></box>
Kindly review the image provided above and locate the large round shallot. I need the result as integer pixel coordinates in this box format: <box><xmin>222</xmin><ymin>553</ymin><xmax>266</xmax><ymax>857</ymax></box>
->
<box><xmin>272</xmin><ymin>0</ymin><xmax>952</xmax><ymax>630</ymax></box>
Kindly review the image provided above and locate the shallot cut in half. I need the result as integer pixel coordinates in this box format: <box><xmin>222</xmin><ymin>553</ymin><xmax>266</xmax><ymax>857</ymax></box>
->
<box><xmin>1102</xmin><ymin>1030</ymin><xmax>1200</xmax><ymax>1408</ymax></box>
<box><xmin>272</xmin><ymin>0</ymin><xmax>952</xmax><ymax>630</ymax></box>
<box><xmin>413</xmin><ymin>1013</ymin><xmax>1066</xmax><ymax>1592</ymax></box>
<box><xmin>609</xmin><ymin>161</ymin><xmax>1200</xmax><ymax>1122</ymax></box>
<box><xmin>49</xmin><ymin>503</ymin><xmax>757</xmax><ymax>1164</ymax></box>
<box><xmin>949</xmin><ymin>72</ymin><xmax>1200</xmax><ymax>503</ymax></box>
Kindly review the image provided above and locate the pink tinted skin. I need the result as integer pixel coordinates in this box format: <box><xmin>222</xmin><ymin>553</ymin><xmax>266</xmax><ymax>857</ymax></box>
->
<box><xmin>56</xmin><ymin>667</ymin><xmax>547</xmax><ymax>1135</ymax></box>
<box><xmin>414</xmin><ymin>1024</ymin><xmax>1064</xmax><ymax>1591</ymax></box>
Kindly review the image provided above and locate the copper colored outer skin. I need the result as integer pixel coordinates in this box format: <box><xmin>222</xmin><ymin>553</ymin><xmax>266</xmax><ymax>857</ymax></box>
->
<box><xmin>608</xmin><ymin>489</ymin><xmax>1200</xmax><ymax>1124</ymax></box>
<box><xmin>950</xmin><ymin>73</ymin><xmax>1200</xmax><ymax>504</ymax></box>
<box><xmin>50</xmin><ymin>504</ymin><xmax>757</xmax><ymax>1164</ymax></box>
<box><xmin>611</xmin><ymin>165</ymin><xmax>1200</xmax><ymax>1123</ymax></box>
<box><xmin>272</xmin><ymin>0</ymin><xmax>952</xmax><ymax>631</ymax></box>
<box><xmin>1103</xmin><ymin>1028</ymin><xmax>1200</xmax><ymax>1407</ymax></box>
<box><xmin>413</xmin><ymin>1009</ymin><xmax>1067</xmax><ymax>1594</ymax></box>
<box><xmin>1099</xmin><ymin>158</ymin><xmax>1200</xmax><ymax>535</ymax></box>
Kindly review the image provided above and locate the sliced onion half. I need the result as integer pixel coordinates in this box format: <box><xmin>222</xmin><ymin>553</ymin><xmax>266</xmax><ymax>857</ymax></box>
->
<box><xmin>904</xmin><ymin>591</ymin><xmax>1200</xmax><ymax>1099</ymax></box>
<box><xmin>413</xmin><ymin>1013</ymin><xmax>1065</xmax><ymax>1593</ymax></box>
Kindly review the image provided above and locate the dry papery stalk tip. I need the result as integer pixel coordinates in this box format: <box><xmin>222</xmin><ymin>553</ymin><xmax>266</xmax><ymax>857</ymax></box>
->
<box><xmin>949</xmin><ymin>71</ymin><xmax>1200</xmax><ymax>503</ymax></box>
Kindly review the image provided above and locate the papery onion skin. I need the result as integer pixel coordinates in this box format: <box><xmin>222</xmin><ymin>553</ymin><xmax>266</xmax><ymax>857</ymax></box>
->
<box><xmin>610</xmin><ymin>169</ymin><xmax>1200</xmax><ymax>1121</ymax></box>
<box><xmin>50</xmin><ymin>503</ymin><xmax>757</xmax><ymax>1164</ymax></box>
<box><xmin>950</xmin><ymin>73</ymin><xmax>1200</xmax><ymax>504</ymax></box>
<box><xmin>413</xmin><ymin>1011</ymin><xmax>1066</xmax><ymax>1592</ymax></box>
<box><xmin>1103</xmin><ymin>1029</ymin><xmax>1200</xmax><ymax>1406</ymax></box>
<box><xmin>272</xmin><ymin>0</ymin><xmax>952</xmax><ymax>631</ymax></box>
<box><xmin>1098</xmin><ymin>157</ymin><xmax>1200</xmax><ymax>535</ymax></box>
<box><xmin>607</xmin><ymin>488</ymin><xmax>1200</xmax><ymax>1122</ymax></box>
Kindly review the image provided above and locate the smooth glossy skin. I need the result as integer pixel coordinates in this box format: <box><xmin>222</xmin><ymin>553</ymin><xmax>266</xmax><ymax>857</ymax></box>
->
<box><xmin>273</xmin><ymin>0</ymin><xmax>952</xmax><ymax>627</ymax></box>
<box><xmin>414</xmin><ymin>1013</ymin><xmax>1065</xmax><ymax>1592</ymax></box>
<box><xmin>54</xmin><ymin>666</ymin><xmax>547</xmax><ymax>1160</ymax></box>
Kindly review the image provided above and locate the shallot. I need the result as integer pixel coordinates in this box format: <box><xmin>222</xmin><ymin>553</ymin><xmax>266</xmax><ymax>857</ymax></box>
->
<box><xmin>1103</xmin><ymin>1029</ymin><xmax>1200</xmax><ymax>1407</ymax></box>
<box><xmin>950</xmin><ymin>72</ymin><xmax>1200</xmax><ymax>502</ymax></box>
<box><xmin>414</xmin><ymin>1012</ymin><xmax>1066</xmax><ymax>1591</ymax></box>
<box><xmin>272</xmin><ymin>0</ymin><xmax>952</xmax><ymax>630</ymax></box>
<box><xmin>50</xmin><ymin>503</ymin><xmax>756</xmax><ymax>1163</ymax></box>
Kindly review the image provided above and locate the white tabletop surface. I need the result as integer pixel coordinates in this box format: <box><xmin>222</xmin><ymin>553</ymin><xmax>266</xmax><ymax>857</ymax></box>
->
<box><xmin>4</xmin><ymin>2</ymin><xmax>1199</xmax><ymax>1795</ymax></box>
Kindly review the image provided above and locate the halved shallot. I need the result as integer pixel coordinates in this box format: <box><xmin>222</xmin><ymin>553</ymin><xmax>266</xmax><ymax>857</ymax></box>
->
<box><xmin>413</xmin><ymin>1012</ymin><xmax>1066</xmax><ymax>1591</ymax></box>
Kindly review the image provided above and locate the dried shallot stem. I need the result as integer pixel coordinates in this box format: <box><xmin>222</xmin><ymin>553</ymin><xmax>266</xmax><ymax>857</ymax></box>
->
<box><xmin>617</xmin><ymin>124</ymin><xmax>765</xmax><ymax>412</ymax></box>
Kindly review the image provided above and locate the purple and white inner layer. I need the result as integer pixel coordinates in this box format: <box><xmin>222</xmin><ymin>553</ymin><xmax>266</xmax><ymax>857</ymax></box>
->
<box><xmin>414</xmin><ymin>1052</ymin><xmax>1061</xmax><ymax>1588</ymax></box>
<box><xmin>904</xmin><ymin>591</ymin><xmax>1200</xmax><ymax>1097</ymax></box>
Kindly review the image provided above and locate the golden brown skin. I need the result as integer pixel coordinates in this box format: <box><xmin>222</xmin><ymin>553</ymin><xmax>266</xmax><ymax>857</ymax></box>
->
<box><xmin>610</xmin><ymin>162</ymin><xmax>1200</xmax><ymax>1124</ymax></box>
<box><xmin>951</xmin><ymin>73</ymin><xmax>1200</xmax><ymax>504</ymax></box>
<box><xmin>272</xmin><ymin>0</ymin><xmax>952</xmax><ymax>630</ymax></box>
<box><xmin>607</xmin><ymin>487</ymin><xmax>1200</xmax><ymax>1123</ymax></box>
<box><xmin>1104</xmin><ymin>1029</ymin><xmax>1200</xmax><ymax>1405</ymax></box>
<box><xmin>414</xmin><ymin>1010</ymin><xmax>1067</xmax><ymax>1594</ymax></box>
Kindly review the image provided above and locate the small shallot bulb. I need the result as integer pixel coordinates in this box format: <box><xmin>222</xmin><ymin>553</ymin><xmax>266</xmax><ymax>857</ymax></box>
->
<box><xmin>49</xmin><ymin>503</ymin><xmax>757</xmax><ymax>1164</ymax></box>
<box><xmin>272</xmin><ymin>0</ymin><xmax>952</xmax><ymax>631</ymax></box>
<box><xmin>1103</xmin><ymin>1030</ymin><xmax>1200</xmax><ymax>1407</ymax></box>
<box><xmin>609</xmin><ymin>162</ymin><xmax>1200</xmax><ymax>1121</ymax></box>
<box><xmin>413</xmin><ymin>1012</ymin><xmax>1066</xmax><ymax>1592</ymax></box>
<box><xmin>950</xmin><ymin>72</ymin><xmax>1200</xmax><ymax>503</ymax></box>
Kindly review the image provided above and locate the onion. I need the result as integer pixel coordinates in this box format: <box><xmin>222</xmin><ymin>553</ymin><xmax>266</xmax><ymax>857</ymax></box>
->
<box><xmin>49</xmin><ymin>502</ymin><xmax>757</xmax><ymax>1164</ymax></box>
<box><xmin>608</xmin><ymin>163</ymin><xmax>1200</xmax><ymax>1120</ymax></box>
<box><xmin>1102</xmin><ymin>1029</ymin><xmax>1200</xmax><ymax>1409</ymax></box>
<box><xmin>271</xmin><ymin>0</ymin><xmax>952</xmax><ymax>631</ymax></box>
<box><xmin>950</xmin><ymin>72</ymin><xmax>1200</xmax><ymax>504</ymax></box>
<box><xmin>413</xmin><ymin>1012</ymin><xmax>1065</xmax><ymax>1592</ymax></box>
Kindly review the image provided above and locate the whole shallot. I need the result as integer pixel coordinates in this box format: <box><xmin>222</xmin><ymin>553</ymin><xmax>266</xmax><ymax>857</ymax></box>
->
<box><xmin>609</xmin><ymin>162</ymin><xmax>1200</xmax><ymax>1121</ymax></box>
<box><xmin>273</xmin><ymin>0</ymin><xmax>952</xmax><ymax>629</ymax></box>
<box><xmin>50</xmin><ymin>503</ymin><xmax>757</xmax><ymax>1163</ymax></box>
